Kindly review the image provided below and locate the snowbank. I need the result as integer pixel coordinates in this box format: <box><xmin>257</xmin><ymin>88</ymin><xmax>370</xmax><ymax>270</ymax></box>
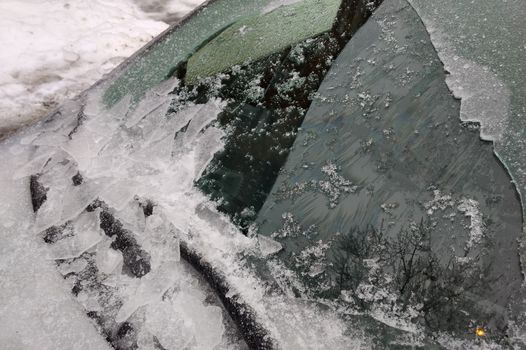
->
<box><xmin>0</xmin><ymin>0</ymin><xmax>204</xmax><ymax>137</ymax></box>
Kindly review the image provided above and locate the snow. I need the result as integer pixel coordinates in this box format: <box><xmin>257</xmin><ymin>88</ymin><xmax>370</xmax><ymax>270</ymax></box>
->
<box><xmin>319</xmin><ymin>161</ymin><xmax>358</xmax><ymax>208</ymax></box>
<box><xmin>424</xmin><ymin>189</ymin><xmax>455</xmax><ymax>216</ymax></box>
<box><xmin>0</xmin><ymin>0</ymin><xmax>205</xmax><ymax>137</ymax></box>
<box><xmin>135</xmin><ymin>0</ymin><xmax>209</xmax><ymax>24</ymax></box>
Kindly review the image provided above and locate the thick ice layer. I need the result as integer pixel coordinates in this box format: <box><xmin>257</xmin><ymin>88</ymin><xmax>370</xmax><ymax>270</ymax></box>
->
<box><xmin>0</xmin><ymin>139</ymin><xmax>112</xmax><ymax>350</ymax></box>
<box><xmin>0</xmin><ymin>82</ymin><xmax>234</xmax><ymax>348</ymax></box>
<box><xmin>1</xmin><ymin>67</ymin><xmax>374</xmax><ymax>348</ymax></box>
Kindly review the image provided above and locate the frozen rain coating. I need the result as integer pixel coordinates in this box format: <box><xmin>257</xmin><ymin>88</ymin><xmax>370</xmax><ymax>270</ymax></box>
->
<box><xmin>0</xmin><ymin>81</ymin><xmax>231</xmax><ymax>349</ymax></box>
<box><xmin>0</xmin><ymin>72</ymin><xmax>371</xmax><ymax>349</ymax></box>
<box><xmin>406</xmin><ymin>0</ymin><xmax>526</xmax><ymax>247</ymax></box>
<box><xmin>2</xmin><ymin>0</ymin><xmax>526</xmax><ymax>348</ymax></box>
<box><xmin>255</xmin><ymin>0</ymin><xmax>525</xmax><ymax>346</ymax></box>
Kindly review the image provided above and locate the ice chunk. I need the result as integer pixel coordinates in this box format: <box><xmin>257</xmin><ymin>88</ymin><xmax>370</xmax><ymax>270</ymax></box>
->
<box><xmin>144</xmin><ymin>212</ymin><xmax>181</xmax><ymax>270</ymax></box>
<box><xmin>181</xmin><ymin>101</ymin><xmax>223</xmax><ymax>144</ymax></box>
<box><xmin>149</xmin><ymin>77</ymin><xmax>180</xmax><ymax>97</ymax></box>
<box><xmin>131</xmin><ymin>127</ymin><xmax>176</xmax><ymax>166</ymax></box>
<box><xmin>28</xmin><ymin>100</ymin><xmax>82</xmax><ymax>147</ymax></box>
<box><xmin>76</xmin><ymin>289</ymin><xmax>103</xmax><ymax>313</ymax></box>
<box><xmin>126</xmin><ymin>97</ymin><xmax>171</xmax><ymax>129</ymax></box>
<box><xmin>193</xmin><ymin>126</ymin><xmax>225</xmax><ymax>178</ymax></box>
<box><xmin>125</xmin><ymin>78</ymin><xmax>179</xmax><ymax>128</ymax></box>
<box><xmin>59</xmin><ymin>178</ymin><xmax>111</xmax><ymax>224</ymax></box>
<box><xmin>12</xmin><ymin>147</ymin><xmax>55</xmax><ymax>180</ymax></box>
<box><xmin>117</xmin><ymin>200</ymin><xmax>146</xmax><ymax>233</ymax></box>
<box><xmin>195</xmin><ymin>202</ymin><xmax>239</xmax><ymax>237</ymax></box>
<box><xmin>57</xmin><ymin>258</ymin><xmax>88</xmax><ymax>276</ymax></box>
<box><xmin>48</xmin><ymin>211</ymin><xmax>103</xmax><ymax>260</ymax></box>
<box><xmin>99</xmin><ymin>180</ymin><xmax>138</xmax><ymax>211</ymax></box>
<box><xmin>96</xmin><ymin>238</ymin><xmax>123</xmax><ymax>275</ymax></box>
<box><xmin>34</xmin><ymin>160</ymin><xmax>108</xmax><ymax>232</ymax></box>
<box><xmin>138</xmin><ymin>283</ymin><xmax>224</xmax><ymax>350</ymax></box>
<box><xmin>107</xmin><ymin>95</ymin><xmax>132</xmax><ymax>122</ymax></box>
<box><xmin>61</xmin><ymin>128</ymin><xmax>110</xmax><ymax>171</ymax></box>
<box><xmin>126</xmin><ymin>96</ymin><xmax>165</xmax><ymax>128</ymax></box>
<box><xmin>258</xmin><ymin>235</ymin><xmax>283</xmax><ymax>257</ymax></box>
<box><xmin>62</xmin><ymin>96</ymin><xmax>130</xmax><ymax>171</ymax></box>
<box><xmin>34</xmin><ymin>186</ymin><xmax>66</xmax><ymax>232</ymax></box>
<box><xmin>115</xmin><ymin>262</ymin><xmax>179</xmax><ymax>323</ymax></box>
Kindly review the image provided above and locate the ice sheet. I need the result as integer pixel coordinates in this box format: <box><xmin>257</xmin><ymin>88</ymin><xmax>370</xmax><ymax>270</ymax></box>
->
<box><xmin>407</xmin><ymin>0</ymin><xmax>526</xmax><ymax>272</ymax></box>
<box><xmin>0</xmin><ymin>78</ymin><xmax>235</xmax><ymax>348</ymax></box>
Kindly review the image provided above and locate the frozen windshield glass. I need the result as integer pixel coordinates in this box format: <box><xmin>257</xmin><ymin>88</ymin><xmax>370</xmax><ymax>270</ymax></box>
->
<box><xmin>2</xmin><ymin>0</ymin><xmax>525</xmax><ymax>349</ymax></box>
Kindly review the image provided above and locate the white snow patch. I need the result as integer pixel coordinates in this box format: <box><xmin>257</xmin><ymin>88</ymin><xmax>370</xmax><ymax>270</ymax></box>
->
<box><xmin>0</xmin><ymin>0</ymin><xmax>205</xmax><ymax>137</ymax></box>
<box><xmin>135</xmin><ymin>0</ymin><xmax>207</xmax><ymax>24</ymax></box>
<box><xmin>424</xmin><ymin>189</ymin><xmax>455</xmax><ymax>215</ymax></box>
<box><xmin>457</xmin><ymin>198</ymin><xmax>484</xmax><ymax>251</ymax></box>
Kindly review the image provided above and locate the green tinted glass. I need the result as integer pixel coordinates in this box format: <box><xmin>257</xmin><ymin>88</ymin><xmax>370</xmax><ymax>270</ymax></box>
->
<box><xmin>186</xmin><ymin>0</ymin><xmax>341</xmax><ymax>83</ymax></box>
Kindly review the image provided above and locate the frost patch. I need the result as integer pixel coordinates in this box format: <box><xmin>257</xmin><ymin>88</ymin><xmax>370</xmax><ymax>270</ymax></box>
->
<box><xmin>319</xmin><ymin>162</ymin><xmax>358</xmax><ymax>208</ymax></box>
<box><xmin>457</xmin><ymin>198</ymin><xmax>484</xmax><ymax>251</ymax></box>
<box><xmin>272</xmin><ymin>212</ymin><xmax>318</xmax><ymax>239</ymax></box>
<box><xmin>424</xmin><ymin>189</ymin><xmax>455</xmax><ymax>215</ymax></box>
<box><xmin>275</xmin><ymin>161</ymin><xmax>357</xmax><ymax>208</ymax></box>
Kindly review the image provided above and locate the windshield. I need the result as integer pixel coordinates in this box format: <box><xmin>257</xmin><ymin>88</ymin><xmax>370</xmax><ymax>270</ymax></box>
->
<box><xmin>1</xmin><ymin>0</ymin><xmax>525</xmax><ymax>348</ymax></box>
